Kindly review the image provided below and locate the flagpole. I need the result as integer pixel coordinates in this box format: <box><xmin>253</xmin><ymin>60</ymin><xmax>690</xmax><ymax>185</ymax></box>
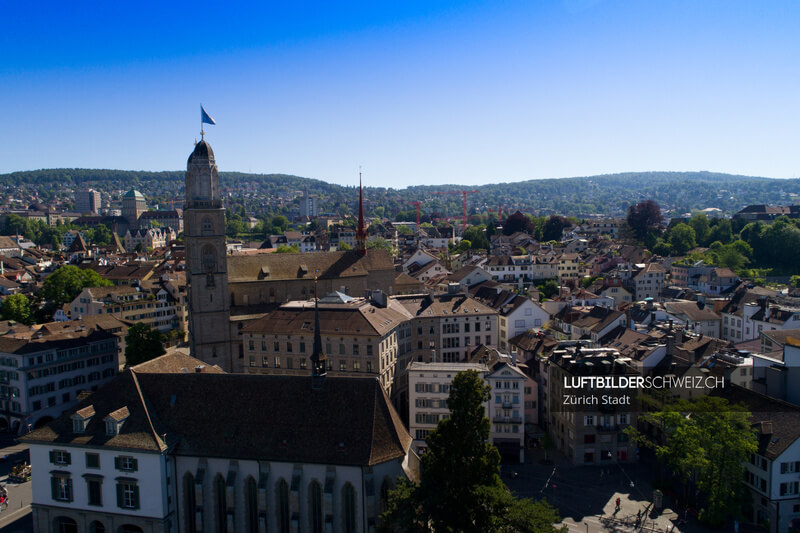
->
<box><xmin>200</xmin><ymin>104</ymin><xmax>204</xmax><ymax>140</ymax></box>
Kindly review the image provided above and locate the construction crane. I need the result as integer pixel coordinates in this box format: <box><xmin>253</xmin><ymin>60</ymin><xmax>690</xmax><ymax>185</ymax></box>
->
<box><xmin>435</xmin><ymin>190</ymin><xmax>479</xmax><ymax>228</ymax></box>
<box><xmin>409</xmin><ymin>201</ymin><xmax>422</xmax><ymax>230</ymax></box>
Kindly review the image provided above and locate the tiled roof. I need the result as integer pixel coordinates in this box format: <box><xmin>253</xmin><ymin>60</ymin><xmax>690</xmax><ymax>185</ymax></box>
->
<box><xmin>22</xmin><ymin>372</ymin><xmax>411</xmax><ymax>466</ymax></box>
<box><xmin>227</xmin><ymin>249</ymin><xmax>393</xmax><ymax>283</ymax></box>
<box><xmin>131</xmin><ymin>350</ymin><xmax>226</xmax><ymax>374</ymax></box>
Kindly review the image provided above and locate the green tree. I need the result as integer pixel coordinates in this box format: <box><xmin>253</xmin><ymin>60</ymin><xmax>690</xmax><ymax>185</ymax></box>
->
<box><xmin>124</xmin><ymin>323</ymin><xmax>166</xmax><ymax>367</ymax></box>
<box><xmin>627</xmin><ymin>396</ymin><xmax>757</xmax><ymax>527</ymax></box>
<box><xmin>275</xmin><ymin>245</ymin><xmax>300</xmax><ymax>253</ymax></box>
<box><xmin>337</xmin><ymin>242</ymin><xmax>352</xmax><ymax>251</ymax></box>
<box><xmin>272</xmin><ymin>215</ymin><xmax>290</xmax><ymax>233</ymax></box>
<box><xmin>40</xmin><ymin>265</ymin><xmax>112</xmax><ymax>308</ymax></box>
<box><xmin>502</xmin><ymin>211</ymin><xmax>532</xmax><ymax>236</ymax></box>
<box><xmin>668</xmin><ymin>223</ymin><xmax>697</xmax><ymax>255</ymax></box>
<box><xmin>382</xmin><ymin>370</ymin><xmax>564</xmax><ymax>533</ymax></box>
<box><xmin>541</xmin><ymin>215</ymin><xmax>571</xmax><ymax>242</ymax></box>
<box><xmin>689</xmin><ymin>213</ymin><xmax>710</xmax><ymax>246</ymax></box>
<box><xmin>456</xmin><ymin>239</ymin><xmax>472</xmax><ymax>254</ymax></box>
<box><xmin>462</xmin><ymin>225</ymin><xmax>490</xmax><ymax>250</ymax></box>
<box><xmin>92</xmin><ymin>224</ymin><xmax>113</xmax><ymax>246</ymax></box>
<box><xmin>367</xmin><ymin>237</ymin><xmax>393</xmax><ymax>254</ymax></box>
<box><xmin>537</xmin><ymin>280</ymin><xmax>560</xmax><ymax>300</ymax></box>
<box><xmin>1</xmin><ymin>294</ymin><xmax>33</xmax><ymax>325</ymax></box>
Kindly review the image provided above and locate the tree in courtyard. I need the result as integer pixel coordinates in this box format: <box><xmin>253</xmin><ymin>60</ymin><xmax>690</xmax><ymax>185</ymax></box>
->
<box><xmin>367</xmin><ymin>237</ymin><xmax>394</xmax><ymax>254</ymax></box>
<box><xmin>381</xmin><ymin>370</ymin><xmax>565</xmax><ymax>533</ymax></box>
<box><xmin>626</xmin><ymin>200</ymin><xmax>664</xmax><ymax>241</ymax></box>
<box><xmin>626</xmin><ymin>396</ymin><xmax>757</xmax><ymax>527</ymax></box>
<box><xmin>40</xmin><ymin>265</ymin><xmax>112</xmax><ymax>309</ymax></box>
<box><xmin>124</xmin><ymin>323</ymin><xmax>166</xmax><ymax>367</ymax></box>
<box><xmin>275</xmin><ymin>245</ymin><xmax>300</xmax><ymax>253</ymax></box>
<box><xmin>1</xmin><ymin>294</ymin><xmax>33</xmax><ymax>325</ymax></box>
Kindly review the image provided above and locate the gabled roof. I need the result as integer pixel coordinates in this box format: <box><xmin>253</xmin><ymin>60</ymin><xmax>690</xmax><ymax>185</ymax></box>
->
<box><xmin>227</xmin><ymin>249</ymin><xmax>393</xmax><ymax>283</ymax></box>
<box><xmin>22</xmin><ymin>372</ymin><xmax>411</xmax><ymax>466</ymax></box>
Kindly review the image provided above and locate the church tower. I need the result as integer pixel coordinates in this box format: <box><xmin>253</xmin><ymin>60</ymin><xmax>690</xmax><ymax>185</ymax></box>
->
<box><xmin>184</xmin><ymin>140</ymin><xmax>233</xmax><ymax>371</ymax></box>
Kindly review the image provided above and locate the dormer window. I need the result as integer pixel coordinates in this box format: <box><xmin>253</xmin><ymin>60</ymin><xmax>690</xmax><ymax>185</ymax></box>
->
<box><xmin>104</xmin><ymin>406</ymin><xmax>129</xmax><ymax>436</ymax></box>
<box><xmin>71</xmin><ymin>405</ymin><xmax>95</xmax><ymax>434</ymax></box>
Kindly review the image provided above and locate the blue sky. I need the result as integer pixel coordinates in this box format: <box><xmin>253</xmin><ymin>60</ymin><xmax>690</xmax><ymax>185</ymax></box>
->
<box><xmin>2</xmin><ymin>1</ymin><xmax>799</xmax><ymax>186</ymax></box>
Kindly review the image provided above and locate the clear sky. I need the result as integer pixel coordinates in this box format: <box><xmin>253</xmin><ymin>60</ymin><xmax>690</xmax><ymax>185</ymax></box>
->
<box><xmin>2</xmin><ymin>1</ymin><xmax>799</xmax><ymax>186</ymax></box>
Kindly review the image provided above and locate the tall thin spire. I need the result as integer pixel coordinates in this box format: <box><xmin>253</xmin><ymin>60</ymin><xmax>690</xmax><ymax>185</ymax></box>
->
<box><xmin>356</xmin><ymin>168</ymin><xmax>367</xmax><ymax>256</ymax></box>
<box><xmin>311</xmin><ymin>272</ymin><xmax>327</xmax><ymax>389</ymax></box>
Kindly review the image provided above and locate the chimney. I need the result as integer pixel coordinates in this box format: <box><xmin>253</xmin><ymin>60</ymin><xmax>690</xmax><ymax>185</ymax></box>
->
<box><xmin>512</xmin><ymin>348</ymin><xmax>517</xmax><ymax>366</ymax></box>
<box><xmin>195</xmin><ymin>365</ymin><xmax>205</xmax><ymax>373</ymax></box>
<box><xmin>765</xmin><ymin>305</ymin><xmax>771</xmax><ymax>321</ymax></box>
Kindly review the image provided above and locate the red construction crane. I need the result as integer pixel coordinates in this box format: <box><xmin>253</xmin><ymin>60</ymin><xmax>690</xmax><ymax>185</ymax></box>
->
<box><xmin>435</xmin><ymin>190</ymin><xmax>479</xmax><ymax>228</ymax></box>
<box><xmin>409</xmin><ymin>201</ymin><xmax>422</xmax><ymax>229</ymax></box>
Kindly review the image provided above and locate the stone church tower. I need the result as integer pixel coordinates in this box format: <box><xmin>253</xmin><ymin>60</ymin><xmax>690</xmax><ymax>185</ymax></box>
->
<box><xmin>184</xmin><ymin>140</ymin><xmax>233</xmax><ymax>371</ymax></box>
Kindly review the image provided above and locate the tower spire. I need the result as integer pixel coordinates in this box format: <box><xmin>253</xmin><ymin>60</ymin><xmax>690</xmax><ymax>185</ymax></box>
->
<box><xmin>356</xmin><ymin>168</ymin><xmax>367</xmax><ymax>256</ymax></box>
<box><xmin>311</xmin><ymin>272</ymin><xmax>327</xmax><ymax>389</ymax></box>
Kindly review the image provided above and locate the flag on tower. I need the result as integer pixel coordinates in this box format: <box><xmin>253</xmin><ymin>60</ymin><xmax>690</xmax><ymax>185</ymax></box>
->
<box><xmin>201</xmin><ymin>105</ymin><xmax>216</xmax><ymax>125</ymax></box>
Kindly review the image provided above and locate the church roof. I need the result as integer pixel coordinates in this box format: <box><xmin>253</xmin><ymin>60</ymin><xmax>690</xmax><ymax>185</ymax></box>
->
<box><xmin>226</xmin><ymin>249</ymin><xmax>394</xmax><ymax>283</ymax></box>
<box><xmin>22</xmin><ymin>371</ymin><xmax>412</xmax><ymax>466</ymax></box>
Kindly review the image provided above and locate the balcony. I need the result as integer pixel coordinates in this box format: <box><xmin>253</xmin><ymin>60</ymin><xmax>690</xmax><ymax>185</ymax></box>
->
<box><xmin>502</xmin><ymin>401</ymin><xmax>513</xmax><ymax>409</ymax></box>
<box><xmin>596</xmin><ymin>424</ymin><xmax>619</xmax><ymax>432</ymax></box>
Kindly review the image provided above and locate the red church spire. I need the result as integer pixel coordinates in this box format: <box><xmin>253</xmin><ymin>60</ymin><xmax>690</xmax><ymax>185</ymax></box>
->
<box><xmin>356</xmin><ymin>170</ymin><xmax>367</xmax><ymax>256</ymax></box>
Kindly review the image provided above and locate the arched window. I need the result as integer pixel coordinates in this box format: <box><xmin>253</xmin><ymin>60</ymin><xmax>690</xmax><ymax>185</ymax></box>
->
<box><xmin>183</xmin><ymin>473</ymin><xmax>197</xmax><ymax>533</ymax></box>
<box><xmin>276</xmin><ymin>478</ymin><xmax>290</xmax><ymax>533</ymax></box>
<box><xmin>244</xmin><ymin>476</ymin><xmax>258</xmax><ymax>533</ymax></box>
<box><xmin>89</xmin><ymin>521</ymin><xmax>106</xmax><ymax>533</ymax></box>
<box><xmin>54</xmin><ymin>517</ymin><xmax>77</xmax><ymax>533</ymax></box>
<box><xmin>202</xmin><ymin>245</ymin><xmax>217</xmax><ymax>273</ymax></box>
<box><xmin>342</xmin><ymin>483</ymin><xmax>357</xmax><ymax>533</ymax></box>
<box><xmin>214</xmin><ymin>474</ymin><xmax>227</xmax><ymax>533</ymax></box>
<box><xmin>119</xmin><ymin>526</ymin><xmax>144</xmax><ymax>533</ymax></box>
<box><xmin>308</xmin><ymin>481</ymin><xmax>323</xmax><ymax>533</ymax></box>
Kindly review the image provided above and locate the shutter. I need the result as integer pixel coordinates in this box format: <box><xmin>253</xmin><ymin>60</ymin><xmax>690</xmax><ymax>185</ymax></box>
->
<box><xmin>116</xmin><ymin>482</ymin><xmax>124</xmax><ymax>508</ymax></box>
<box><xmin>67</xmin><ymin>478</ymin><xmax>73</xmax><ymax>502</ymax></box>
<box><xmin>131</xmin><ymin>457</ymin><xmax>138</xmax><ymax>472</ymax></box>
<box><xmin>133</xmin><ymin>484</ymin><xmax>140</xmax><ymax>509</ymax></box>
<box><xmin>51</xmin><ymin>476</ymin><xmax>58</xmax><ymax>500</ymax></box>
<box><xmin>115</xmin><ymin>457</ymin><xmax>121</xmax><ymax>470</ymax></box>
<box><xmin>49</xmin><ymin>451</ymin><xmax>55</xmax><ymax>464</ymax></box>
<box><xmin>65</xmin><ymin>452</ymin><xmax>71</xmax><ymax>465</ymax></box>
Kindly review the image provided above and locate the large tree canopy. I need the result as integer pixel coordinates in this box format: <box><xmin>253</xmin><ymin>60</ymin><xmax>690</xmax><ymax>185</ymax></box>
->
<box><xmin>627</xmin><ymin>200</ymin><xmax>664</xmax><ymax>241</ymax></box>
<box><xmin>40</xmin><ymin>265</ymin><xmax>112</xmax><ymax>308</ymax></box>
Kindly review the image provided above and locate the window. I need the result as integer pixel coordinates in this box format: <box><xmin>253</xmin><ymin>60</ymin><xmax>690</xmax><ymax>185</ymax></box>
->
<box><xmin>51</xmin><ymin>474</ymin><xmax>73</xmax><ymax>502</ymax></box>
<box><xmin>86</xmin><ymin>453</ymin><xmax>100</xmax><ymax>469</ymax></box>
<box><xmin>115</xmin><ymin>456</ymin><xmax>138</xmax><ymax>472</ymax></box>
<box><xmin>117</xmin><ymin>479</ymin><xmax>139</xmax><ymax>509</ymax></box>
<box><xmin>584</xmin><ymin>415</ymin><xmax>595</xmax><ymax>426</ymax></box>
<box><xmin>286</xmin><ymin>358</ymin><xmax>293</xmax><ymax>369</ymax></box>
<box><xmin>261</xmin><ymin>356</ymin><xmax>268</xmax><ymax>368</ymax></box>
<box><xmin>276</xmin><ymin>479</ymin><xmax>290</xmax><ymax>533</ymax></box>
<box><xmin>245</xmin><ymin>476</ymin><xmax>258</xmax><ymax>533</ymax></box>
<box><xmin>339</xmin><ymin>360</ymin><xmax>346</xmax><ymax>371</ymax></box>
<box><xmin>299</xmin><ymin>342</ymin><xmax>306</xmax><ymax>353</ymax></box>
<box><xmin>214</xmin><ymin>474</ymin><xmax>227</xmax><ymax>533</ymax></box>
<box><xmin>86</xmin><ymin>476</ymin><xmax>103</xmax><ymax>506</ymax></box>
<box><xmin>249</xmin><ymin>356</ymin><xmax>255</xmax><ymax>367</ymax></box>
<box><xmin>781</xmin><ymin>461</ymin><xmax>800</xmax><ymax>474</ymax></box>
<box><xmin>50</xmin><ymin>450</ymin><xmax>71</xmax><ymax>465</ymax></box>
<box><xmin>286</xmin><ymin>342</ymin><xmax>293</xmax><ymax>353</ymax></box>
<box><xmin>184</xmin><ymin>473</ymin><xmax>197</xmax><ymax>533</ymax></box>
<box><xmin>366</xmin><ymin>361</ymin><xmax>372</xmax><ymax>372</ymax></box>
<box><xmin>339</xmin><ymin>344</ymin><xmax>345</xmax><ymax>355</ymax></box>
<box><xmin>367</xmin><ymin>344</ymin><xmax>373</xmax><ymax>356</ymax></box>
<box><xmin>343</xmin><ymin>483</ymin><xmax>357</xmax><ymax>533</ymax></box>
<box><xmin>309</xmin><ymin>481</ymin><xmax>323</xmax><ymax>533</ymax></box>
<box><xmin>275</xmin><ymin>356</ymin><xmax>281</xmax><ymax>368</ymax></box>
<box><xmin>353</xmin><ymin>360</ymin><xmax>360</xmax><ymax>372</ymax></box>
